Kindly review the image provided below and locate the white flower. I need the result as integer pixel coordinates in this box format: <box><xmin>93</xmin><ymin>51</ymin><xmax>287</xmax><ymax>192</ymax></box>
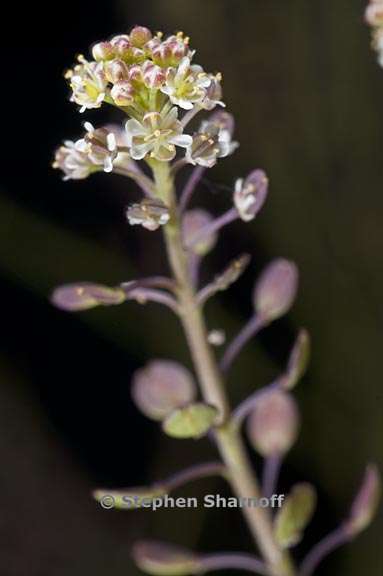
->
<box><xmin>66</xmin><ymin>56</ymin><xmax>108</xmax><ymax>113</ymax></box>
<box><xmin>185</xmin><ymin>111</ymin><xmax>238</xmax><ymax>167</ymax></box>
<box><xmin>53</xmin><ymin>123</ymin><xmax>118</xmax><ymax>179</ymax></box>
<box><xmin>127</xmin><ymin>199</ymin><xmax>170</xmax><ymax>231</ymax></box>
<box><xmin>234</xmin><ymin>170</ymin><xmax>269</xmax><ymax>222</ymax></box>
<box><xmin>125</xmin><ymin>107</ymin><xmax>192</xmax><ymax>162</ymax></box>
<box><xmin>161</xmin><ymin>57</ymin><xmax>211</xmax><ymax>110</ymax></box>
<box><xmin>200</xmin><ymin>74</ymin><xmax>225</xmax><ymax>110</ymax></box>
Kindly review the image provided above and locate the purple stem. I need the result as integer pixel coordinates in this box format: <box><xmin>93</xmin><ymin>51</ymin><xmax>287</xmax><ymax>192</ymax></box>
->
<box><xmin>299</xmin><ymin>525</ymin><xmax>350</xmax><ymax>576</ymax></box>
<box><xmin>123</xmin><ymin>287</ymin><xmax>179</xmax><ymax>314</ymax></box>
<box><xmin>188</xmin><ymin>252</ymin><xmax>202</xmax><ymax>290</ymax></box>
<box><xmin>114</xmin><ymin>165</ymin><xmax>155</xmax><ymax>198</ymax></box>
<box><xmin>262</xmin><ymin>455</ymin><xmax>282</xmax><ymax>500</ymax></box>
<box><xmin>200</xmin><ymin>553</ymin><xmax>268</xmax><ymax>575</ymax></box>
<box><xmin>232</xmin><ymin>381</ymin><xmax>281</xmax><ymax>426</ymax></box>
<box><xmin>220</xmin><ymin>314</ymin><xmax>265</xmax><ymax>374</ymax></box>
<box><xmin>155</xmin><ymin>461</ymin><xmax>226</xmax><ymax>493</ymax></box>
<box><xmin>179</xmin><ymin>166</ymin><xmax>206</xmax><ymax>213</ymax></box>
<box><xmin>121</xmin><ymin>276</ymin><xmax>176</xmax><ymax>292</ymax></box>
<box><xmin>185</xmin><ymin>207</ymin><xmax>238</xmax><ymax>249</ymax></box>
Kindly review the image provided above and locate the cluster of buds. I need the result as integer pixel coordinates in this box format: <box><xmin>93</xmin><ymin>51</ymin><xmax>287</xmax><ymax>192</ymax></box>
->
<box><xmin>365</xmin><ymin>1</ymin><xmax>383</xmax><ymax>66</ymax></box>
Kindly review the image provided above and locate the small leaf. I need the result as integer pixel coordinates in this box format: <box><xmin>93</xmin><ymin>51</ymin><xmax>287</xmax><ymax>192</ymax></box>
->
<box><xmin>274</xmin><ymin>483</ymin><xmax>317</xmax><ymax>548</ymax></box>
<box><xmin>162</xmin><ymin>403</ymin><xmax>218</xmax><ymax>439</ymax></box>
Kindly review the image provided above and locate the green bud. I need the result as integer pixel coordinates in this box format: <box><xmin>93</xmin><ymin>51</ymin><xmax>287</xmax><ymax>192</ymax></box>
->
<box><xmin>274</xmin><ymin>483</ymin><xmax>317</xmax><ymax>548</ymax></box>
<box><xmin>132</xmin><ymin>540</ymin><xmax>200</xmax><ymax>576</ymax></box>
<box><xmin>162</xmin><ymin>403</ymin><xmax>218</xmax><ymax>439</ymax></box>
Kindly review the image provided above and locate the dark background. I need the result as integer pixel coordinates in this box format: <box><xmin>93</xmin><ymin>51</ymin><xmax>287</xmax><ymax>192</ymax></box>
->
<box><xmin>0</xmin><ymin>0</ymin><xmax>382</xmax><ymax>574</ymax></box>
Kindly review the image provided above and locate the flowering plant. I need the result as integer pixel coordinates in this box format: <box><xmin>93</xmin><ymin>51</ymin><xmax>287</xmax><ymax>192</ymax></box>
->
<box><xmin>52</xmin><ymin>25</ymin><xmax>380</xmax><ymax>576</ymax></box>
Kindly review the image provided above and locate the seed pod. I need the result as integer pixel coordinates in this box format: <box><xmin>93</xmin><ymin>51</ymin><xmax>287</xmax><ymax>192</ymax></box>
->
<box><xmin>347</xmin><ymin>464</ymin><xmax>381</xmax><ymax>537</ymax></box>
<box><xmin>131</xmin><ymin>360</ymin><xmax>197</xmax><ymax>421</ymax></box>
<box><xmin>162</xmin><ymin>403</ymin><xmax>218</xmax><ymax>439</ymax></box>
<box><xmin>132</xmin><ymin>540</ymin><xmax>200</xmax><ymax>576</ymax></box>
<box><xmin>51</xmin><ymin>283</ymin><xmax>125</xmax><ymax>311</ymax></box>
<box><xmin>274</xmin><ymin>483</ymin><xmax>317</xmax><ymax>548</ymax></box>
<box><xmin>247</xmin><ymin>390</ymin><xmax>300</xmax><ymax>456</ymax></box>
<box><xmin>283</xmin><ymin>329</ymin><xmax>311</xmax><ymax>390</ymax></box>
<box><xmin>182</xmin><ymin>209</ymin><xmax>217</xmax><ymax>255</ymax></box>
<box><xmin>253</xmin><ymin>259</ymin><xmax>298</xmax><ymax>323</ymax></box>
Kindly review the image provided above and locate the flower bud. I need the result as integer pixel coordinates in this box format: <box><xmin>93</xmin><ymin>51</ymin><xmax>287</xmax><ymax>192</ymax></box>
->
<box><xmin>105</xmin><ymin>59</ymin><xmax>129</xmax><ymax>83</ymax></box>
<box><xmin>182</xmin><ymin>209</ymin><xmax>217</xmax><ymax>255</ymax></box>
<box><xmin>51</xmin><ymin>283</ymin><xmax>125</xmax><ymax>311</ymax></box>
<box><xmin>253</xmin><ymin>259</ymin><xmax>299</xmax><ymax>323</ymax></box>
<box><xmin>127</xmin><ymin>199</ymin><xmax>170</xmax><ymax>231</ymax></box>
<box><xmin>110</xmin><ymin>34</ymin><xmax>131</xmax><ymax>56</ymax></box>
<box><xmin>110</xmin><ymin>81</ymin><xmax>135</xmax><ymax>106</ymax></box>
<box><xmin>201</xmin><ymin>74</ymin><xmax>225</xmax><ymax>110</ymax></box>
<box><xmin>92</xmin><ymin>41</ymin><xmax>115</xmax><ymax>61</ymax></box>
<box><xmin>131</xmin><ymin>360</ymin><xmax>197</xmax><ymax>421</ymax></box>
<box><xmin>282</xmin><ymin>329</ymin><xmax>310</xmax><ymax>390</ymax></box>
<box><xmin>132</xmin><ymin>540</ymin><xmax>200</xmax><ymax>576</ymax></box>
<box><xmin>162</xmin><ymin>403</ymin><xmax>218</xmax><ymax>439</ymax></box>
<box><xmin>130</xmin><ymin>26</ymin><xmax>153</xmax><ymax>47</ymax></box>
<box><xmin>347</xmin><ymin>464</ymin><xmax>381</xmax><ymax>537</ymax></box>
<box><xmin>274</xmin><ymin>483</ymin><xmax>317</xmax><ymax>548</ymax></box>
<box><xmin>247</xmin><ymin>390</ymin><xmax>300</xmax><ymax>456</ymax></box>
<box><xmin>142</xmin><ymin>61</ymin><xmax>166</xmax><ymax>88</ymax></box>
<box><xmin>234</xmin><ymin>170</ymin><xmax>269</xmax><ymax>222</ymax></box>
<box><xmin>365</xmin><ymin>3</ymin><xmax>383</xmax><ymax>27</ymax></box>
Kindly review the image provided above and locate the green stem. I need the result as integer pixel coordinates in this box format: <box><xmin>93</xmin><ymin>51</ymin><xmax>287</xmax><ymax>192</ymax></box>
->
<box><xmin>151</xmin><ymin>160</ymin><xmax>295</xmax><ymax>576</ymax></box>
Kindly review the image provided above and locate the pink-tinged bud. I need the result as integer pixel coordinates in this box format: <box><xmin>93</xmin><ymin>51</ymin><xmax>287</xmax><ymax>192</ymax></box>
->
<box><xmin>132</xmin><ymin>540</ymin><xmax>200</xmax><ymax>576</ymax></box>
<box><xmin>283</xmin><ymin>329</ymin><xmax>310</xmax><ymax>390</ymax></box>
<box><xmin>130</xmin><ymin>26</ymin><xmax>153</xmax><ymax>47</ymax></box>
<box><xmin>51</xmin><ymin>283</ymin><xmax>125</xmax><ymax>312</ymax></box>
<box><xmin>142</xmin><ymin>61</ymin><xmax>166</xmax><ymax>88</ymax></box>
<box><xmin>128</xmin><ymin>64</ymin><xmax>144</xmax><ymax>83</ymax></box>
<box><xmin>131</xmin><ymin>360</ymin><xmax>197</xmax><ymax>421</ymax></box>
<box><xmin>347</xmin><ymin>464</ymin><xmax>381</xmax><ymax>537</ymax></box>
<box><xmin>110</xmin><ymin>35</ymin><xmax>131</xmax><ymax>57</ymax></box>
<box><xmin>111</xmin><ymin>81</ymin><xmax>135</xmax><ymax>106</ymax></box>
<box><xmin>365</xmin><ymin>3</ymin><xmax>383</xmax><ymax>27</ymax></box>
<box><xmin>182</xmin><ymin>209</ymin><xmax>218</xmax><ymax>256</ymax></box>
<box><xmin>247</xmin><ymin>390</ymin><xmax>300</xmax><ymax>456</ymax></box>
<box><xmin>92</xmin><ymin>41</ymin><xmax>115</xmax><ymax>61</ymax></box>
<box><xmin>234</xmin><ymin>170</ymin><xmax>269</xmax><ymax>222</ymax></box>
<box><xmin>253</xmin><ymin>259</ymin><xmax>299</xmax><ymax>323</ymax></box>
<box><xmin>105</xmin><ymin>59</ymin><xmax>129</xmax><ymax>83</ymax></box>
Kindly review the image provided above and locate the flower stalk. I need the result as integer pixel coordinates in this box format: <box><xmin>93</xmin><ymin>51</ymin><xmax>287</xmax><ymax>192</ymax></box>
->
<box><xmin>151</xmin><ymin>160</ymin><xmax>295</xmax><ymax>576</ymax></box>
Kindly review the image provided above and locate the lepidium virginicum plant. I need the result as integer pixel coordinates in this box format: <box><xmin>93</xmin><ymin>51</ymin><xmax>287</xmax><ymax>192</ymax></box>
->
<box><xmin>51</xmin><ymin>25</ymin><xmax>380</xmax><ymax>576</ymax></box>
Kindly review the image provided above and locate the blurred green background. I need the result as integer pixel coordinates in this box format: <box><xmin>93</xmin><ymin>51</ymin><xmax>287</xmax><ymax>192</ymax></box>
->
<box><xmin>0</xmin><ymin>0</ymin><xmax>381</xmax><ymax>574</ymax></box>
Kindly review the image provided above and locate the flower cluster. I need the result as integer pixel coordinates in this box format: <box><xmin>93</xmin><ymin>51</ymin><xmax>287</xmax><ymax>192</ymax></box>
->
<box><xmin>365</xmin><ymin>1</ymin><xmax>383</xmax><ymax>65</ymax></box>
<box><xmin>53</xmin><ymin>26</ymin><xmax>233</xmax><ymax>171</ymax></box>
